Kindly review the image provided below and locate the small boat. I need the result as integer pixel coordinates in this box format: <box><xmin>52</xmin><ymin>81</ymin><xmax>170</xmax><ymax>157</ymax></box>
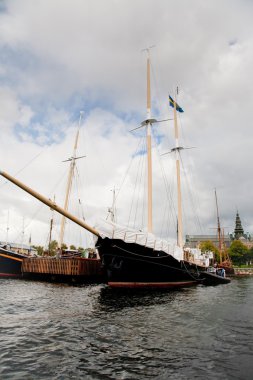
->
<box><xmin>200</xmin><ymin>267</ymin><xmax>231</xmax><ymax>285</ymax></box>
<box><xmin>0</xmin><ymin>245</ymin><xmax>26</xmax><ymax>278</ymax></box>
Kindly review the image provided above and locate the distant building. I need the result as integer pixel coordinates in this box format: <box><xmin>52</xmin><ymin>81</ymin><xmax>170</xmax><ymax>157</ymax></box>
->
<box><xmin>185</xmin><ymin>211</ymin><xmax>252</xmax><ymax>249</ymax></box>
<box><xmin>230</xmin><ymin>211</ymin><xmax>251</xmax><ymax>238</ymax></box>
<box><xmin>230</xmin><ymin>211</ymin><xmax>253</xmax><ymax>248</ymax></box>
<box><xmin>185</xmin><ymin>234</ymin><xmax>231</xmax><ymax>249</ymax></box>
<box><xmin>233</xmin><ymin>211</ymin><xmax>245</xmax><ymax>239</ymax></box>
<box><xmin>0</xmin><ymin>241</ymin><xmax>37</xmax><ymax>256</ymax></box>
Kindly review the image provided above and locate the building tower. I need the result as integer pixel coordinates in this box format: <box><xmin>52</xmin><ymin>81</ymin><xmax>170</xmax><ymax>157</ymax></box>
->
<box><xmin>234</xmin><ymin>211</ymin><xmax>244</xmax><ymax>239</ymax></box>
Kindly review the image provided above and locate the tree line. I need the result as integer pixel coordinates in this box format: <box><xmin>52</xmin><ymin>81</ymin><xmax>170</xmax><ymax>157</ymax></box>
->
<box><xmin>199</xmin><ymin>240</ymin><xmax>253</xmax><ymax>266</ymax></box>
<box><xmin>32</xmin><ymin>240</ymin><xmax>85</xmax><ymax>256</ymax></box>
<box><xmin>33</xmin><ymin>239</ymin><xmax>253</xmax><ymax>267</ymax></box>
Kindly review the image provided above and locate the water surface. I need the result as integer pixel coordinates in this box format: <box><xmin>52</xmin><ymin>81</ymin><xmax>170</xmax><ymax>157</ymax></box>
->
<box><xmin>0</xmin><ymin>277</ymin><xmax>253</xmax><ymax>379</ymax></box>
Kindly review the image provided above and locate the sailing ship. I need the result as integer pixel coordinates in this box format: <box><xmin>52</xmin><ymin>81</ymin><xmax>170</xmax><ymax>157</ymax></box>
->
<box><xmin>214</xmin><ymin>189</ymin><xmax>234</xmax><ymax>275</ymax></box>
<box><xmin>21</xmin><ymin>113</ymin><xmax>103</xmax><ymax>284</ymax></box>
<box><xmin>94</xmin><ymin>50</ymin><xmax>211</xmax><ymax>288</ymax></box>
<box><xmin>0</xmin><ymin>50</ymin><xmax>215</xmax><ymax>287</ymax></box>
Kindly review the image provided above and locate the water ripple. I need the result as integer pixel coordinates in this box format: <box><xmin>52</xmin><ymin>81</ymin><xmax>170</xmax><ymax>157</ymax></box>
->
<box><xmin>0</xmin><ymin>278</ymin><xmax>253</xmax><ymax>379</ymax></box>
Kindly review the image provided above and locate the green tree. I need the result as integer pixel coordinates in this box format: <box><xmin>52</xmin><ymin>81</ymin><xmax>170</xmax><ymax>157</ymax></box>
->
<box><xmin>199</xmin><ymin>240</ymin><xmax>219</xmax><ymax>262</ymax></box>
<box><xmin>228</xmin><ymin>240</ymin><xmax>248</xmax><ymax>266</ymax></box>
<box><xmin>70</xmin><ymin>244</ymin><xmax>76</xmax><ymax>250</ymax></box>
<box><xmin>48</xmin><ymin>240</ymin><xmax>58</xmax><ymax>256</ymax></box>
<box><xmin>244</xmin><ymin>246</ymin><xmax>253</xmax><ymax>266</ymax></box>
<box><xmin>32</xmin><ymin>245</ymin><xmax>44</xmax><ymax>256</ymax></box>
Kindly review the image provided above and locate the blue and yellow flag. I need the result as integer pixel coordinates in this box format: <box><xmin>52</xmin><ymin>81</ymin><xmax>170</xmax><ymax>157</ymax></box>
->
<box><xmin>169</xmin><ymin>95</ymin><xmax>184</xmax><ymax>113</ymax></box>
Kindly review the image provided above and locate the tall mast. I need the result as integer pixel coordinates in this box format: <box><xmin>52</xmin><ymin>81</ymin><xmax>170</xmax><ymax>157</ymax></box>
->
<box><xmin>111</xmin><ymin>187</ymin><xmax>117</xmax><ymax>222</ymax></box>
<box><xmin>5</xmin><ymin>209</ymin><xmax>10</xmax><ymax>246</ymax></box>
<box><xmin>48</xmin><ymin>195</ymin><xmax>55</xmax><ymax>255</ymax></box>
<box><xmin>215</xmin><ymin>188</ymin><xmax>222</xmax><ymax>263</ymax></box>
<box><xmin>172</xmin><ymin>93</ymin><xmax>183</xmax><ymax>248</ymax></box>
<box><xmin>146</xmin><ymin>51</ymin><xmax>153</xmax><ymax>233</ymax></box>
<box><xmin>48</xmin><ymin>217</ymin><xmax>53</xmax><ymax>254</ymax></box>
<box><xmin>58</xmin><ymin>111</ymin><xmax>84</xmax><ymax>249</ymax></box>
<box><xmin>21</xmin><ymin>217</ymin><xmax>24</xmax><ymax>253</ymax></box>
<box><xmin>106</xmin><ymin>187</ymin><xmax>117</xmax><ymax>222</ymax></box>
<box><xmin>129</xmin><ymin>47</ymin><xmax>158</xmax><ymax>232</ymax></box>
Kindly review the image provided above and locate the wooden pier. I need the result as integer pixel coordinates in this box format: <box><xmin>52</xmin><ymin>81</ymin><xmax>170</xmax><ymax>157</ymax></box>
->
<box><xmin>22</xmin><ymin>257</ymin><xmax>105</xmax><ymax>284</ymax></box>
<box><xmin>233</xmin><ymin>267</ymin><xmax>253</xmax><ymax>276</ymax></box>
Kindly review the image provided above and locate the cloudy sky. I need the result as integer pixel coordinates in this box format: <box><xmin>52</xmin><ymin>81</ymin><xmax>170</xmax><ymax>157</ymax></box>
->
<box><xmin>0</xmin><ymin>0</ymin><xmax>252</xmax><ymax>249</ymax></box>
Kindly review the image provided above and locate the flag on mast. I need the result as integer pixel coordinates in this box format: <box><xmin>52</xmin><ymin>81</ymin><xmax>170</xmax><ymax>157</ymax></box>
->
<box><xmin>169</xmin><ymin>95</ymin><xmax>184</xmax><ymax>113</ymax></box>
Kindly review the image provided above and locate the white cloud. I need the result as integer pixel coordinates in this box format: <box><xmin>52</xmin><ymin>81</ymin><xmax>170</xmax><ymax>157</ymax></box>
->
<box><xmin>0</xmin><ymin>87</ymin><xmax>33</xmax><ymax>131</ymax></box>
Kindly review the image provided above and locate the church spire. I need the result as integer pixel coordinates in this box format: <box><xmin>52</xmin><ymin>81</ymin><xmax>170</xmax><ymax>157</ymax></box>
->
<box><xmin>234</xmin><ymin>211</ymin><xmax>244</xmax><ymax>239</ymax></box>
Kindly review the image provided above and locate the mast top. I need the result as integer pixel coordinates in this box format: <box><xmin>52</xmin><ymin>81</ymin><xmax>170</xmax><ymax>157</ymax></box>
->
<box><xmin>141</xmin><ymin>45</ymin><xmax>156</xmax><ymax>55</ymax></box>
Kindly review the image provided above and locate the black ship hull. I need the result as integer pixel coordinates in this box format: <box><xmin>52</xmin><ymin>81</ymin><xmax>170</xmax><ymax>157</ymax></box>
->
<box><xmin>96</xmin><ymin>237</ymin><xmax>202</xmax><ymax>288</ymax></box>
<box><xmin>0</xmin><ymin>247</ymin><xmax>25</xmax><ymax>278</ymax></box>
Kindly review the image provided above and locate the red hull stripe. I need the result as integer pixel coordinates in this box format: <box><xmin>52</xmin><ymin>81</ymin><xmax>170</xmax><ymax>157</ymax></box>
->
<box><xmin>0</xmin><ymin>273</ymin><xmax>20</xmax><ymax>277</ymax></box>
<box><xmin>108</xmin><ymin>281</ymin><xmax>197</xmax><ymax>288</ymax></box>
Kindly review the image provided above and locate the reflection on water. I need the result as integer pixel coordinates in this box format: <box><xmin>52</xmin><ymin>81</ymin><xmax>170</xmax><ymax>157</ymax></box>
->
<box><xmin>97</xmin><ymin>286</ymin><xmax>181</xmax><ymax>311</ymax></box>
<box><xmin>0</xmin><ymin>278</ymin><xmax>253</xmax><ymax>379</ymax></box>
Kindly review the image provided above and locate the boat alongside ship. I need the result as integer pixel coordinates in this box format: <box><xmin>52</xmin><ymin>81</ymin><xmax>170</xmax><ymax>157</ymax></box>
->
<box><xmin>0</xmin><ymin>113</ymin><xmax>105</xmax><ymax>284</ymax></box>
<box><xmin>0</xmin><ymin>242</ymin><xmax>104</xmax><ymax>283</ymax></box>
<box><xmin>21</xmin><ymin>255</ymin><xmax>104</xmax><ymax>284</ymax></box>
<box><xmin>200</xmin><ymin>267</ymin><xmax>231</xmax><ymax>285</ymax></box>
